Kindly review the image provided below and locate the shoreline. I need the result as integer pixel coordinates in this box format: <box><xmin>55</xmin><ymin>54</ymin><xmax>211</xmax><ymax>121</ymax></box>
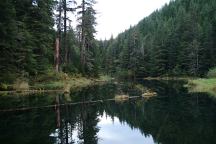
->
<box><xmin>143</xmin><ymin>76</ymin><xmax>194</xmax><ymax>80</ymax></box>
<box><xmin>0</xmin><ymin>75</ymin><xmax>112</xmax><ymax>95</ymax></box>
<box><xmin>186</xmin><ymin>78</ymin><xmax>216</xmax><ymax>97</ymax></box>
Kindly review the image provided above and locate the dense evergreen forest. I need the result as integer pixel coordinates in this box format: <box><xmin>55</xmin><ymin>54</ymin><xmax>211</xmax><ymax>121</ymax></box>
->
<box><xmin>0</xmin><ymin>0</ymin><xmax>98</xmax><ymax>83</ymax></box>
<box><xmin>99</xmin><ymin>0</ymin><xmax>216</xmax><ymax>78</ymax></box>
<box><xmin>1</xmin><ymin>0</ymin><xmax>55</xmax><ymax>82</ymax></box>
<box><xmin>1</xmin><ymin>0</ymin><xmax>216</xmax><ymax>83</ymax></box>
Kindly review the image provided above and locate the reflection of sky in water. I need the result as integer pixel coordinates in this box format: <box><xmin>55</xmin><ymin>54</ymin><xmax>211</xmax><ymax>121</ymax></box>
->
<box><xmin>98</xmin><ymin>112</ymin><xmax>154</xmax><ymax>144</ymax></box>
<box><xmin>50</xmin><ymin>112</ymin><xmax>154</xmax><ymax>144</ymax></box>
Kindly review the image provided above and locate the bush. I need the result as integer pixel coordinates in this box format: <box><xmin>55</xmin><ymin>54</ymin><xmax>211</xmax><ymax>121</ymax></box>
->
<box><xmin>0</xmin><ymin>83</ymin><xmax>8</xmax><ymax>91</ymax></box>
<box><xmin>62</xmin><ymin>64</ymin><xmax>78</xmax><ymax>74</ymax></box>
<box><xmin>13</xmin><ymin>79</ymin><xmax>29</xmax><ymax>91</ymax></box>
<box><xmin>115</xmin><ymin>69</ymin><xmax>133</xmax><ymax>80</ymax></box>
<box><xmin>207</xmin><ymin>67</ymin><xmax>216</xmax><ymax>78</ymax></box>
<box><xmin>32</xmin><ymin>68</ymin><xmax>66</xmax><ymax>82</ymax></box>
<box><xmin>0</xmin><ymin>73</ymin><xmax>17</xmax><ymax>83</ymax></box>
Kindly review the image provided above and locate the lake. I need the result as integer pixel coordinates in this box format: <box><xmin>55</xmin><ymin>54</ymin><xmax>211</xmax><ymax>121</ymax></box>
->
<box><xmin>0</xmin><ymin>80</ymin><xmax>216</xmax><ymax>144</ymax></box>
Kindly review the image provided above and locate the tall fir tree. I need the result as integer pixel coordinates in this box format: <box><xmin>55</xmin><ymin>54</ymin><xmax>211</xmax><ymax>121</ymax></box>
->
<box><xmin>77</xmin><ymin>0</ymin><xmax>98</xmax><ymax>76</ymax></box>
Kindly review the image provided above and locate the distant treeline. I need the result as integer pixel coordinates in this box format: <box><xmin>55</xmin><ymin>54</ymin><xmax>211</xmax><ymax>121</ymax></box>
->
<box><xmin>1</xmin><ymin>0</ymin><xmax>216</xmax><ymax>82</ymax></box>
<box><xmin>99</xmin><ymin>0</ymin><xmax>216</xmax><ymax>77</ymax></box>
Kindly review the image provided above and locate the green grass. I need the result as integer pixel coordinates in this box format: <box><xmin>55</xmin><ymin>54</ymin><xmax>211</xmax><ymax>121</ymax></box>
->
<box><xmin>32</xmin><ymin>81</ymin><xmax>64</xmax><ymax>90</ymax></box>
<box><xmin>187</xmin><ymin>78</ymin><xmax>216</xmax><ymax>97</ymax></box>
<box><xmin>32</xmin><ymin>75</ymin><xmax>111</xmax><ymax>91</ymax></box>
<box><xmin>0</xmin><ymin>73</ymin><xmax>112</xmax><ymax>94</ymax></box>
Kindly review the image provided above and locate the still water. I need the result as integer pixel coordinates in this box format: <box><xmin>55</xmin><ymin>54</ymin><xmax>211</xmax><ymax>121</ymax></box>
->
<box><xmin>0</xmin><ymin>80</ymin><xmax>216</xmax><ymax>144</ymax></box>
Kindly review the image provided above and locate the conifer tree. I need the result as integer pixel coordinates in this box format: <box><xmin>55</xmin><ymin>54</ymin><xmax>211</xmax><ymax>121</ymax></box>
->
<box><xmin>77</xmin><ymin>0</ymin><xmax>97</xmax><ymax>75</ymax></box>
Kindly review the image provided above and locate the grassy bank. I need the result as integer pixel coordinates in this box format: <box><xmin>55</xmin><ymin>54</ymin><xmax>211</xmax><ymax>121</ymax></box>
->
<box><xmin>0</xmin><ymin>73</ymin><xmax>112</xmax><ymax>94</ymax></box>
<box><xmin>187</xmin><ymin>78</ymin><xmax>216</xmax><ymax>97</ymax></box>
<box><xmin>32</xmin><ymin>75</ymin><xmax>111</xmax><ymax>91</ymax></box>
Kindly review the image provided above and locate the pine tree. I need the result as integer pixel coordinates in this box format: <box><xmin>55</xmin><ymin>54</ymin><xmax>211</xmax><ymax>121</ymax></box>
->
<box><xmin>101</xmin><ymin>0</ymin><xmax>216</xmax><ymax>77</ymax></box>
<box><xmin>0</xmin><ymin>0</ymin><xmax>17</xmax><ymax>81</ymax></box>
<box><xmin>62</xmin><ymin>0</ymin><xmax>76</xmax><ymax>65</ymax></box>
<box><xmin>0</xmin><ymin>0</ymin><xmax>55</xmax><ymax>81</ymax></box>
<box><xmin>77</xmin><ymin>0</ymin><xmax>98</xmax><ymax>76</ymax></box>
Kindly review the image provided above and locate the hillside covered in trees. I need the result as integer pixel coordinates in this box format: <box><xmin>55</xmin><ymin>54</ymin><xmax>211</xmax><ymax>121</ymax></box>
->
<box><xmin>99</xmin><ymin>0</ymin><xmax>216</xmax><ymax>78</ymax></box>
<box><xmin>1</xmin><ymin>0</ymin><xmax>216</xmax><ymax>84</ymax></box>
<box><xmin>0</xmin><ymin>0</ymin><xmax>99</xmax><ymax>83</ymax></box>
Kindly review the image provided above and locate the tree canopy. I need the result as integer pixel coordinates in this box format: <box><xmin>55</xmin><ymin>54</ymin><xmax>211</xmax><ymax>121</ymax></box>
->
<box><xmin>1</xmin><ymin>0</ymin><xmax>216</xmax><ymax>82</ymax></box>
<box><xmin>99</xmin><ymin>0</ymin><xmax>216</xmax><ymax>77</ymax></box>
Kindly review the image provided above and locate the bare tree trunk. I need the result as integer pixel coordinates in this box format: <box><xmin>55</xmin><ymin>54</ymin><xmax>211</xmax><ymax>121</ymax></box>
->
<box><xmin>196</xmin><ymin>47</ymin><xmax>199</xmax><ymax>76</ymax></box>
<box><xmin>81</xmin><ymin>35</ymin><xmax>86</xmax><ymax>71</ymax></box>
<box><xmin>64</xmin><ymin>0</ymin><xmax>68</xmax><ymax>64</ymax></box>
<box><xmin>80</xmin><ymin>0</ymin><xmax>85</xmax><ymax>72</ymax></box>
<box><xmin>55</xmin><ymin>38</ymin><xmax>60</xmax><ymax>72</ymax></box>
<box><xmin>56</xmin><ymin>95</ymin><xmax>61</xmax><ymax>128</ymax></box>
<box><xmin>55</xmin><ymin>0</ymin><xmax>62</xmax><ymax>72</ymax></box>
<box><xmin>55</xmin><ymin>95</ymin><xmax>64</xmax><ymax>143</ymax></box>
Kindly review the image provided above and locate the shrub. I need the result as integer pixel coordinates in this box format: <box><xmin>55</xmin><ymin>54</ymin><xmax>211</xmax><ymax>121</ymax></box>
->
<box><xmin>0</xmin><ymin>73</ymin><xmax>17</xmax><ymax>83</ymax></box>
<box><xmin>116</xmin><ymin>70</ymin><xmax>127</xmax><ymax>79</ymax></box>
<box><xmin>207</xmin><ymin>67</ymin><xmax>216</xmax><ymax>78</ymax></box>
<box><xmin>62</xmin><ymin>64</ymin><xmax>78</xmax><ymax>74</ymax></box>
<box><xmin>0</xmin><ymin>83</ymin><xmax>8</xmax><ymax>91</ymax></box>
<box><xmin>13</xmin><ymin>79</ymin><xmax>29</xmax><ymax>91</ymax></box>
<box><xmin>33</xmin><ymin>68</ymin><xmax>66</xmax><ymax>82</ymax></box>
<box><xmin>115</xmin><ymin>69</ymin><xmax>134</xmax><ymax>80</ymax></box>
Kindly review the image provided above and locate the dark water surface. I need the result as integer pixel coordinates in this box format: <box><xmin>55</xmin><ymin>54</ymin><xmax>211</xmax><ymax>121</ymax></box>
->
<box><xmin>0</xmin><ymin>80</ymin><xmax>216</xmax><ymax>144</ymax></box>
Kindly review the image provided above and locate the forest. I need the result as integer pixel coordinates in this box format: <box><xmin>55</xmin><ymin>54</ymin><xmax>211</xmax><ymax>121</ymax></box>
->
<box><xmin>0</xmin><ymin>0</ymin><xmax>216</xmax><ymax>84</ymax></box>
<box><xmin>0</xmin><ymin>0</ymin><xmax>99</xmax><ymax>84</ymax></box>
<box><xmin>1</xmin><ymin>0</ymin><xmax>216</xmax><ymax>143</ymax></box>
<box><xmin>99</xmin><ymin>0</ymin><xmax>216</xmax><ymax>78</ymax></box>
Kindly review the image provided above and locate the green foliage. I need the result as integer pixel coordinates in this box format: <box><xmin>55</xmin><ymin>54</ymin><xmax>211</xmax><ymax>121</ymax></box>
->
<box><xmin>2</xmin><ymin>0</ymin><xmax>216</xmax><ymax>82</ymax></box>
<box><xmin>32</xmin><ymin>69</ymin><xmax>67</xmax><ymax>83</ymax></box>
<box><xmin>0</xmin><ymin>0</ymin><xmax>55</xmax><ymax>82</ymax></box>
<box><xmin>62</xmin><ymin>63</ymin><xmax>79</xmax><ymax>74</ymax></box>
<box><xmin>33</xmin><ymin>81</ymin><xmax>64</xmax><ymax>90</ymax></box>
<box><xmin>0</xmin><ymin>83</ymin><xmax>9</xmax><ymax>91</ymax></box>
<box><xmin>187</xmin><ymin>78</ymin><xmax>216</xmax><ymax>97</ymax></box>
<box><xmin>12</xmin><ymin>79</ymin><xmax>29</xmax><ymax>91</ymax></box>
<box><xmin>99</xmin><ymin>0</ymin><xmax>216</xmax><ymax>78</ymax></box>
<box><xmin>207</xmin><ymin>67</ymin><xmax>216</xmax><ymax>78</ymax></box>
<box><xmin>115</xmin><ymin>69</ymin><xmax>134</xmax><ymax>80</ymax></box>
<box><xmin>76</xmin><ymin>0</ymin><xmax>98</xmax><ymax>76</ymax></box>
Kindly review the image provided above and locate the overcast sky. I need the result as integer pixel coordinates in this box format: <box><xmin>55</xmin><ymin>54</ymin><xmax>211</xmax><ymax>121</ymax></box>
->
<box><xmin>94</xmin><ymin>0</ymin><xmax>171</xmax><ymax>40</ymax></box>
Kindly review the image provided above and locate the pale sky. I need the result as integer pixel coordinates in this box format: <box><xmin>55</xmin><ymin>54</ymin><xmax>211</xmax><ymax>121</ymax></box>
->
<box><xmin>94</xmin><ymin>0</ymin><xmax>171</xmax><ymax>40</ymax></box>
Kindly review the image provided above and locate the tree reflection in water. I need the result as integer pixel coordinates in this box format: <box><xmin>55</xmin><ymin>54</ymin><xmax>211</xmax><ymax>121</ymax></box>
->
<box><xmin>0</xmin><ymin>81</ymin><xmax>216</xmax><ymax>144</ymax></box>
